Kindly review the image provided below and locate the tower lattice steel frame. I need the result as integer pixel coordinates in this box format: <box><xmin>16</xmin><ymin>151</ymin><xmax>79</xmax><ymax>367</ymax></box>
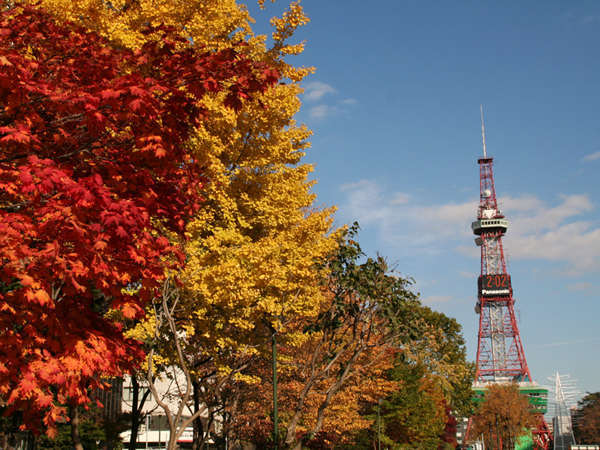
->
<box><xmin>472</xmin><ymin>155</ymin><xmax>531</xmax><ymax>383</ymax></box>
<box><xmin>466</xmin><ymin>108</ymin><xmax>551</xmax><ymax>449</ymax></box>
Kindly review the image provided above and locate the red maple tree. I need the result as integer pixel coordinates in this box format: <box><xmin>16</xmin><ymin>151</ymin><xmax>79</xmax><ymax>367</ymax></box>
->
<box><xmin>0</xmin><ymin>6</ymin><xmax>277</xmax><ymax>432</ymax></box>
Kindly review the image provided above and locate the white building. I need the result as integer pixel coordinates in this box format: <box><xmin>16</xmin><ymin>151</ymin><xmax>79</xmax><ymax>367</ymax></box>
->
<box><xmin>118</xmin><ymin>371</ymin><xmax>218</xmax><ymax>449</ymax></box>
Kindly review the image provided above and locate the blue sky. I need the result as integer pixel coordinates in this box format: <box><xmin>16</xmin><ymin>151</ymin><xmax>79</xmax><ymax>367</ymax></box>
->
<box><xmin>247</xmin><ymin>2</ymin><xmax>600</xmax><ymax>401</ymax></box>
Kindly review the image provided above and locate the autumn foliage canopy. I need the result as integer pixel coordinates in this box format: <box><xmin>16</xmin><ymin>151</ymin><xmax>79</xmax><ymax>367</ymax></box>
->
<box><xmin>0</xmin><ymin>6</ymin><xmax>277</xmax><ymax>431</ymax></box>
<box><xmin>0</xmin><ymin>2</ymin><xmax>476</xmax><ymax>448</ymax></box>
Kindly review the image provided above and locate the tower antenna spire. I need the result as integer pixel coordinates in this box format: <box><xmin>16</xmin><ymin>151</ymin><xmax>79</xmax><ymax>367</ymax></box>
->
<box><xmin>465</xmin><ymin>123</ymin><xmax>552</xmax><ymax>449</ymax></box>
<box><xmin>480</xmin><ymin>104</ymin><xmax>487</xmax><ymax>158</ymax></box>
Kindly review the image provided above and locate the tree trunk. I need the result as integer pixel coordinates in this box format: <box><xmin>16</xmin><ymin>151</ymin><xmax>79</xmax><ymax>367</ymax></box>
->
<box><xmin>1</xmin><ymin>411</ymin><xmax>21</xmax><ymax>450</ymax></box>
<box><xmin>1</xmin><ymin>433</ymin><xmax>11</xmax><ymax>450</ymax></box>
<box><xmin>129</xmin><ymin>376</ymin><xmax>153</xmax><ymax>450</ymax></box>
<box><xmin>129</xmin><ymin>378</ymin><xmax>141</xmax><ymax>450</ymax></box>
<box><xmin>192</xmin><ymin>380</ymin><xmax>203</xmax><ymax>450</ymax></box>
<box><xmin>0</xmin><ymin>431</ymin><xmax>15</xmax><ymax>450</ymax></box>
<box><xmin>69</xmin><ymin>406</ymin><xmax>84</xmax><ymax>450</ymax></box>
<box><xmin>167</xmin><ymin>431</ymin><xmax>178</xmax><ymax>450</ymax></box>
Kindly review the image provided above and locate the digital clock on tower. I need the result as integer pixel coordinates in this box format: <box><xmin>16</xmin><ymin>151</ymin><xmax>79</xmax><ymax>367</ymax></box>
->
<box><xmin>478</xmin><ymin>274</ymin><xmax>512</xmax><ymax>297</ymax></box>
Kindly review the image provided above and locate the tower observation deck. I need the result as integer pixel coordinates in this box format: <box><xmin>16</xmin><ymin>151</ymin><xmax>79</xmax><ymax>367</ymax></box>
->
<box><xmin>466</xmin><ymin>108</ymin><xmax>551</xmax><ymax>449</ymax></box>
<box><xmin>472</xmin><ymin>155</ymin><xmax>529</xmax><ymax>382</ymax></box>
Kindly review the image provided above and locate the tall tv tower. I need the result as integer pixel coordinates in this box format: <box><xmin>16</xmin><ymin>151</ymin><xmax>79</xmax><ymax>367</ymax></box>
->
<box><xmin>468</xmin><ymin>107</ymin><xmax>551</xmax><ymax>449</ymax></box>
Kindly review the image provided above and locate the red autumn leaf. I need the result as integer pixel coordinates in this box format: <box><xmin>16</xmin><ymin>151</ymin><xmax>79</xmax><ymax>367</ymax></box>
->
<box><xmin>0</xmin><ymin>5</ymin><xmax>279</xmax><ymax>434</ymax></box>
<box><xmin>99</xmin><ymin>88</ymin><xmax>123</xmax><ymax>100</ymax></box>
<box><xmin>119</xmin><ymin>302</ymin><xmax>142</xmax><ymax>319</ymax></box>
<box><xmin>128</xmin><ymin>98</ymin><xmax>143</xmax><ymax>112</ymax></box>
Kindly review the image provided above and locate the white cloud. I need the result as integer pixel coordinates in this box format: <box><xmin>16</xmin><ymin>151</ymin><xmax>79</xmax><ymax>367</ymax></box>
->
<box><xmin>501</xmin><ymin>194</ymin><xmax>592</xmax><ymax>233</ymax></box>
<box><xmin>583</xmin><ymin>151</ymin><xmax>600</xmax><ymax>161</ymax></box>
<box><xmin>310</xmin><ymin>104</ymin><xmax>337</xmax><ymax>120</ymax></box>
<box><xmin>506</xmin><ymin>221</ymin><xmax>600</xmax><ymax>270</ymax></box>
<box><xmin>341</xmin><ymin>179</ymin><xmax>475</xmax><ymax>248</ymax></box>
<box><xmin>340</xmin><ymin>179</ymin><xmax>600</xmax><ymax>273</ymax></box>
<box><xmin>302</xmin><ymin>82</ymin><xmax>357</xmax><ymax>120</ymax></box>
<box><xmin>414</xmin><ymin>201</ymin><xmax>476</xmax><ymax>224</ymax></box>
<box><xmin>497</xmin><ymin>194</ymin><xmax>544</xmax><ymax>211</ymax></box>
<box><xmin>303</xmin><ymin>81</ymin><xmax>336</xmax><ymax>102</ymax></box>
<box><xmin>501</xmin><ymin>194</ymin><xmax>598</xmax><ymax>271</ymax></box>
<box><xmin>390</xmin><ymin>192</ymin><xmax>411</xmax><ymax>205</ymax></box>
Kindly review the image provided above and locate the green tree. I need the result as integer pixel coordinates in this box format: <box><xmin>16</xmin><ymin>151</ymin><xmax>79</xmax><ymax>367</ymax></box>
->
<box><xmin>379</xmin><ymin>359</ymin><xmax>449</xmax><ymax>449</ymax></box>
<box><xmin>353</xmin><ymin>304</ymin><xmax>474</xmax><ymax>449</ymax></box>
<box><xmin>408</xmin><ymin>305</ymin><xmax>476</xmax><ymax>418</ymax></box>
<box><xmin>573</xmin><ymin>392</ymin><xmax>600</xmax><ymax>444</ymax></box>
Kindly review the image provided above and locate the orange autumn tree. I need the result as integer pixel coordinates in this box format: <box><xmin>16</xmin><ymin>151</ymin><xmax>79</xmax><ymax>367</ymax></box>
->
<box><xmin>0</xmin><ymin>5</ymin><xmax>276</xmax><ymax>434</ymax></box>
<box><xmin>280</xmin><ymin>346</ymin><xmax>399</xmax><ymax>448</ymax></box>
<box><xmin>470</xmin><ymin>384</ymin><xmax>537</xmax><ymax>450</ymax></box>
<box><xmin>236</xmin><ymin>346</ymin><xmax>398</xmax><ymax>449</ymax></box>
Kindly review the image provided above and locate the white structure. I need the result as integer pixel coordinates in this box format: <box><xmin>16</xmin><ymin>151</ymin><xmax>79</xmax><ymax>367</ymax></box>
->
<box><xmin>119</xmin><ymin>370</ymin><xmax>217</xmax><ymax>449</ymax></box>
<box><xmin>547</xmin><ymin>372</ymin><xmax>579</xmax><ymax>450</ymax></box>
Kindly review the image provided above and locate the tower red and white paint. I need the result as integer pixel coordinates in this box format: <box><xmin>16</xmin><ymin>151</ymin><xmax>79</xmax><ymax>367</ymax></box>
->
<box><xmin>467</xmin><ymin>107</ymin><xmax>551</xmax><ymax>449</ymax></box>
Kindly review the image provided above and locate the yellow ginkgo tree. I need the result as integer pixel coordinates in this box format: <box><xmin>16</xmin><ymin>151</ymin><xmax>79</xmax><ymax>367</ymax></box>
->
<box><xmin>22</xmin><ymin>0</ymin><xmax>339</xmax><ymax>447</ymax></box>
